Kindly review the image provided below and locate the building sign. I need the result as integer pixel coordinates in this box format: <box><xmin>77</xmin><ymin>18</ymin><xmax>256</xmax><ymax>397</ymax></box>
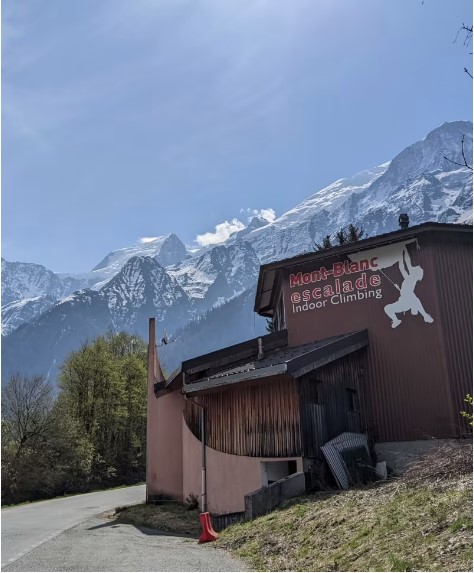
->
<box><xmin>288</xmin><ymin>239</ymin><xmax>434</xmax><ymax>328</ymax></box>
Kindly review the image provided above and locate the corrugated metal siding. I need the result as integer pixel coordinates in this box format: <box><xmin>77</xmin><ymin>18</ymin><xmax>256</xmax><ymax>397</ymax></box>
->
<box><xmin>184</xmin><ymin>375</ymin><xmax>301</xmax><ymax>457</ymax></box>
<box><xmin>364</xmin><ymin>326</ymin><xmax>451</xmax><ymax>441</ymax></box>
<box><xmin>321</xmin><ymin>432</ymin><xmax>370</xmax><ymax>489</ymax></box>
<box><xmin>431</xmin><ymin>235</ymin><xmax>473</xmax><ymax>437</ymax></box>
<box><xmin>298</xmin><ymin>351</ymin><xmax>367</xmax><ymax>457</ymax></box>
<box><xmin>366</xmin><ymin>235</ymin><xmax>472</xmax><ymax>441</ymax></box>
<box><xmin>282</xmin><ymin>232</ymin><xmax>469</xmax><ymax>442</ymax></box>
<box><xmin>363</xmin><ymin>270</ymin><xmax>453</xmax><ymax>443</ymax></box>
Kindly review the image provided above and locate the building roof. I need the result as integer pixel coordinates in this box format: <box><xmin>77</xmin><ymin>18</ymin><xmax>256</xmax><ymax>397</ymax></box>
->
<box><xmin>183</xmin><ymin>329</ymin><xmax>368</xmax><ymax>395</ymax></box>
<box><xmin>159</xmin><ymin>329</ymin><xmax>288</xmax><ymax>393</ymax></box>
<box><xmin>254</xmin><ymin>221</ymin><xmax>472</xmax><ymax>316</ymax></box>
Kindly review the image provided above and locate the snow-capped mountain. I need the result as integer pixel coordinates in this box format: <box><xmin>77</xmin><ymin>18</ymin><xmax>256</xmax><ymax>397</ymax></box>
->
<box><xmin>168</xmin><ymin>241</ymin><xmax>261</xmax><ymax>308</ymax></box>
<box><xmin>2</xmin><ymin>120</ymin><xmax>472</xmax><ymax>384</ymax></box>
<box><xmin>228</xmin><ymin>121</ymin><xmax>473</xmax><ymax>263</ymax></box>
<box><xmin>233</xmin><ymin>215</ymin><xmax>272</xmax><ymax>240</ymax></box>
<box><xmin>1</xmin><ymin>259</ymin><xmax>94</xmax><ymax>333</ymax></box>
<box><xmin>91</xmin><ymin>233</ymin><xmax>188</xmax><ymax>283</ymax></box>
<box><xmin>1</xmin><ymin>289</ymin><xmax>114</xmax><ymax>382</ymax></box>
<box><xmin>1</xmin><ymin>235</ymin><xmax>190</xmax><ymax>334</ymax></box>
<box><xmin>102</xmin><ymin>256</ymin><xmax>192</xmax><ymax>330</ymax></box>
<box><xmin>159</xmin><ymin>287</ymin><xmax>267</xmax><ymax>370</ymax></box>
<box><xmin>2</xmin><ymin>256</ymin><xmax>194</xmax><ymax>381</ymax></box>
<box><xmin>2</xmin><ymin>259</ymin><xmax>69</xmax><ymax>305</ymax></box>
<box><xmin>1</xmin><ymin>295</ymin><xmax>57</xmax><ymax>336</ymax></box>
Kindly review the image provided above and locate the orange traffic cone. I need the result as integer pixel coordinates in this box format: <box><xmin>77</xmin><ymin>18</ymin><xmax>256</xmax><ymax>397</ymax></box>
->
<box><xmin>199</xmin><ymin>512</ymin><xmax>218</xmax><ymax>543</ymax></box>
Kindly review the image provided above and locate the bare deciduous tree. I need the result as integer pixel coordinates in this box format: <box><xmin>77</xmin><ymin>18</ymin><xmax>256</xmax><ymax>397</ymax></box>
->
<box><xmin>444</xmin><ymin>19</ymin><xmax>473</xmax><ymax>168</ymax></box>
<box><xmin>453</xmin><ymin>23</ymin><xmax>473</xmax><ymax>78</ymax></box>
<box><xmin>2</xmin><ymin>374</ymin><xmax>56</xmax><ymax>459</ymax></box>
<box><xmin>443</xmin><ymin>133</ymin><xmax>473</xmax><ymax>171</ymax></box>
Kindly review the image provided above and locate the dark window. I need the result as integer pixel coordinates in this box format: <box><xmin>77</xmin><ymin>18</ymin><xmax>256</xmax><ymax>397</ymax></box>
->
<box><xmin>288</xmin><ymin>460</ymin><xmax>297</xmax><ymax>475</ymax></box>
<box><xmin>314</xmin><ymin>380</ymin><xmax>323</xmax><ymax>405</ymax></box>
<box><xmin>347</xmin><ymin>388</ymin><xmax>359</xmax><ymax>412</ymax></box>
<box><xmin>307</xmin><ymin>377</ymin><xmax>323</xmax><ymax>404</ymax></box>
<box><xmin>274</xmin><ymin>296</ymin><xmax>286</xmax><ymax>331</ymax></box>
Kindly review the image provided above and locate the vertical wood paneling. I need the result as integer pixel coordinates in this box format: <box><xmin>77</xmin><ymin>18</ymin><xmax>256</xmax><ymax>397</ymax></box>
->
<box><xmin>184</xmin><ymin>375</ymin><xmax>301</xmax><ymax>457</ymax></box>
<box><xmin>298</xmin><ymin>351</ymin><xmax>366</xmax><ymax>457</ymax></box>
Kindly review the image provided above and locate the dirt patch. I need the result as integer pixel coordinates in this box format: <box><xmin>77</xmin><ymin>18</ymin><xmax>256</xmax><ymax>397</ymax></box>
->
<box><xmin>401</xmin><ymin>442</ymin><xmax>473</xmax><ymax>487</ymax></box>
<box><xmin>109</xmin><ymin>502</ymin><xmax>201</xmax><ymax>537</ymax></box>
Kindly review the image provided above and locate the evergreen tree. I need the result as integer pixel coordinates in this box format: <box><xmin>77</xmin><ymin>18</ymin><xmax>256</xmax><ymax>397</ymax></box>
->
<box><xmin>265</xmin><ymin>318</ymin><xmax>275</xmax><ymax>333</ymax></box>
<box><xmin>346</xmin><ymin>223</ymin><xmax>366</xmax><ymax>243</ymax></box>
<box><xmin>314</xmin><ymin>235</ymin><xmax>332</xmax><ymax>251</ymax></box>
<box><xmin>314</xmin><ymin>224</ymin><xmax>366</xmax><ymax>251</ymax></box>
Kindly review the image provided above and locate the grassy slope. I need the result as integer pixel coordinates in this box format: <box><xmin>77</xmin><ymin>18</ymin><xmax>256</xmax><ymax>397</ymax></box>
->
<box><xmin>217</xmin><ymin>476</ymin><xmax>472</xmax><ymax>572</ymax></box>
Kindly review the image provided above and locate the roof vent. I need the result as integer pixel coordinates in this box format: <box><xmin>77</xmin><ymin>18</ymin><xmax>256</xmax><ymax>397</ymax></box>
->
<box><xmin>398</xmin><ymin>213</ymin><xmax>409</xmax><ymax>229</ymax></box>
<box><xmin>258</xmin><ymin>337</ymin><xmax>265</xmax><ymax>360</ymax></box>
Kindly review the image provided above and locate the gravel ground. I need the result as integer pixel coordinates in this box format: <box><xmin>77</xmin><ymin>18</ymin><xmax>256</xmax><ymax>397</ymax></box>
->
<box><xmin>2</xmin><ymin>516</ymin><xmax>245</xmax><ymax>572</ymax></box>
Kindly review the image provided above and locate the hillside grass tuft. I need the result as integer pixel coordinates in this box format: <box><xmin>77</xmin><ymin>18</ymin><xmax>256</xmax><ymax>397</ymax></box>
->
<box><xmin>218</xmin><ymin>443</ymin><xmax>473</xmax><ymax>572</ymax></box>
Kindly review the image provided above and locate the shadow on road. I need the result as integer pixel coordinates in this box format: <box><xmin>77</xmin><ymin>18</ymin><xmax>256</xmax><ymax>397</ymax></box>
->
<box><xmin>87</xmin><ymin>516</ymin><xmax>199</xmax><ymax>540</ymax></box>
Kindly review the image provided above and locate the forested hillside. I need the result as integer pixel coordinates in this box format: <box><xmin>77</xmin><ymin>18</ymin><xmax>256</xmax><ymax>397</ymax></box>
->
<box><xmin>1</xmin><ymin>331</ymin><xmax>147</xmax><ymax>505</ymax></box>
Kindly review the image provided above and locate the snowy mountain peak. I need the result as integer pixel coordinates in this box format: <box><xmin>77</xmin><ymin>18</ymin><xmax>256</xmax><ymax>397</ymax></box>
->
<box><xmin>2</xmin><ymin>120</ymin><xmax>473</xmax><ymax>384</ymax></box>
<box><xmin>2</xmin><ymin>258</ymin><xmax>68</xmax><ymax>305</ymax></box>
<box><xmin>91</xmin><ymin>233</ymin><xmax>188</xmax><ymax>278</ymax></box>
<box><xmin>168</xmin><ymin>241</ymin><xmax>261</xmax><ymax>305</ymax></box>
<box><xmin>233</xmin><ymin>215</ymin><xmax>272</xmax><ymax>239</ymax></box>
<box><xmin>1</xmin><ymin>295</ymin><xmax>57</xmax><ymax>336</ymax></box>
<box><xmin>378</xmin><ymin>120</ymin><xmax>473</xmax><ymax>187</ymax></box>
<box><xmin>225</xmin><ymin>120</ymin><xmax>473</xmax><ymax>262</ymax></box>
<box><xmin>154</xmin><ymin>233</ymin><xmax>188</xmax><ymax>267</ymax></box>
<box><xmin>101</xmin><ymin>256</ymin><xmax>190</xmax><ymax>317</ymax></box>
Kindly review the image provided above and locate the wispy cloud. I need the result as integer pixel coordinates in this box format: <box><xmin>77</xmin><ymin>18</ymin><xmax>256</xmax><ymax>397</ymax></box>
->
<box><xmin>242</xmin><ymin>208</ymin><xmax>276</xmax><ymax>222</ymax></box>
<box><xmin>195</xmin><ymin>219</ymin><xmax>246</xmax><ymax>247</ymax></box>
<box><xmin>2</xmin><ymin>0</ymin><xmax>304</xmax><ymax>163</ymax></box>
<box><xmin>139</xmin><ymin>237</ymin><xmax>159</xmax><ymax>244</ymax></box>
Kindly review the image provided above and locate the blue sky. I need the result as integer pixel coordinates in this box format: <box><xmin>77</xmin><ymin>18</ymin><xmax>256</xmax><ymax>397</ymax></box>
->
<box><xmin>2</xmin><ymin>0</ymin><xmax>472</xmax><ymax>272</ymax></box>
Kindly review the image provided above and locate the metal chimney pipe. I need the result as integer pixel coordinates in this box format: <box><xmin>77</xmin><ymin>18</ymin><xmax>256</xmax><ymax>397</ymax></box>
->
<box><xmin>258</xmin><ymin>337</ymin><xmax>265</xmax><ymax>360</ymax></box>
<box><xmin>399</xmin><ymin>213</ymin><xmax>409</xmax><ymax>229</ymax></box>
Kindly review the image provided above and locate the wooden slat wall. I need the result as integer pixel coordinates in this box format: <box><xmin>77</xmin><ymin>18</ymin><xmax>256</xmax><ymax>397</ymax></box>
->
<box><xmin>298</xmin><ymin>350</ymin><xmax>367</xmax><ymax>458</ymax></box>
<box><xmin>184</xmin><ymin>374</ymin><xmax>301</xmax><ymax>457</ymax></box>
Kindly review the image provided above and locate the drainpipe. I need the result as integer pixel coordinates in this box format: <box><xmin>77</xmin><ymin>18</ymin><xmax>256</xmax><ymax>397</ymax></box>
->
<box><xmin>185</xmin><ymin>393</ymin><xmax>207</xmax><ymax>513</ymax></box>
<box><xmin>200</xmin><ymin>407</ymin><xmax>207</xmax><ymax>513</ymax></box>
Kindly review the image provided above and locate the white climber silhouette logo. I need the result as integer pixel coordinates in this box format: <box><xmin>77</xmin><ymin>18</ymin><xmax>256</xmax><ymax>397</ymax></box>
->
<box><xmin>348</xmin><ymin>239</ymin><xmax>434</xmax><ymax>329</ymax></box>
<box><xmin>383</xmin><ymin>247</ymin><xmax>434</xmax><ymax>328</ymax></box>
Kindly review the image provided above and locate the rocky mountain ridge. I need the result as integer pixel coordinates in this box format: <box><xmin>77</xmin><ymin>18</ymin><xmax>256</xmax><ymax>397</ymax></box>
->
<box><xmin>225</xmin><ymin>120</ymin><xmax>473</xmax><ymax>262</ymax></box>
<box><xmin>2</xmin><ymin>120</ymin><xmax>472</xmax><ymax>383</ymax></box>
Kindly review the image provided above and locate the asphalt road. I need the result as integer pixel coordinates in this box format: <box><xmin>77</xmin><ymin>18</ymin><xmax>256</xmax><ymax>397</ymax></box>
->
<box><xmin>2</xmin><ymin>517</ymin><xmax>244</xmax><ymax>572</ymax></box>
<box><xmin>1</xmin><ymin>485</ymin><xmax>146</xmax><ymax>568</ymax></box>
<box><xmin>1</xmin><ymin>485</ymin><xmax>244</xmax><ymax>572</ymax></box>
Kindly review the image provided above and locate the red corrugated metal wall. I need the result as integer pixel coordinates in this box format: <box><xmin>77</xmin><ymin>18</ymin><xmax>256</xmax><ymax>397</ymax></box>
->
<box><xmin>430</xmin><ymin>233</ymin><xmax>473</xmax><ymax>437</ymax></box>
<box><xmin>282</xmin><ymin>229</ymin><xmax>471</xmax><ymax>441</ymax></box>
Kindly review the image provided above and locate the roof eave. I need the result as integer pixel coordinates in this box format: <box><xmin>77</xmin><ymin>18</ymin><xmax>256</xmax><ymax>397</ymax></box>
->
<box><xmin>288</xmin><ymin>330</ymin><xmax>369</xmax><ymax>378</ymax></box>
<box><xmin>254</xmin><ymin>222</ymin><xmax>472</xmax><ymax>315</ymax></box>
<box><xmin>183</xmin><ymin>363</ymin><xmax>287</xmax><ymax>395</ymax></box>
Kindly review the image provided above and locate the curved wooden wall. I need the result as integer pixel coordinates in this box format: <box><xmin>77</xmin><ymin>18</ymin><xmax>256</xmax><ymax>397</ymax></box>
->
<box><xmin>184</xmin><ymin>374</ymin><xmax>301</xmax><ymax>457</ymax></box>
